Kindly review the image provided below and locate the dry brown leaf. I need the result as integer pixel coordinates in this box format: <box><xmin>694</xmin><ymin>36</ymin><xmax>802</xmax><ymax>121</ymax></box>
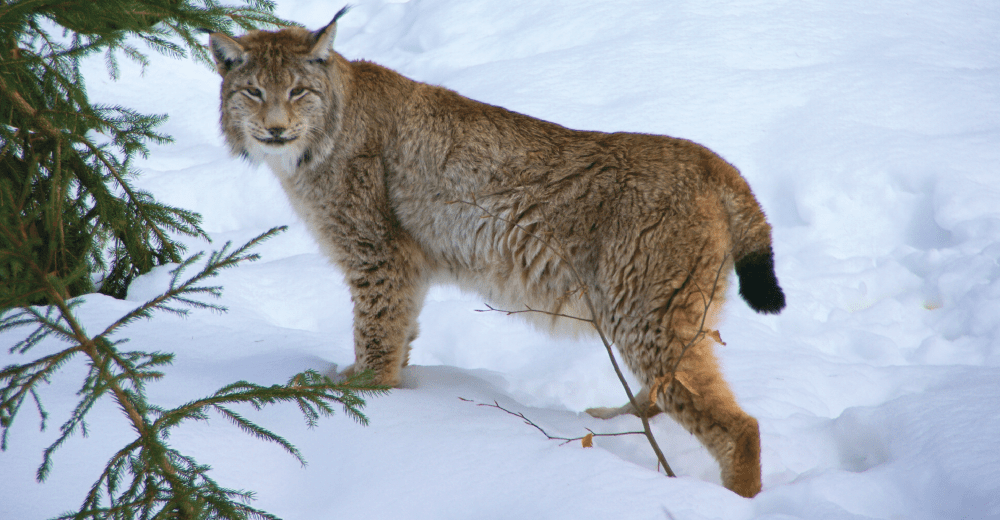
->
<box><xmin>650</xmin><ymin>374</ymin><xmax>672</xmax><ymax>403</ymax></box>
<box><xmin>651</xmin><ymin>372</ymin><xmax>700</xmax><ymax>398</ymax></box>
<box><xmin>708</xmin><ymin>329</ymin><xmax>726</xmax><ymax>346</ymax></box>
<box><xmin>673</xmin><ymin>371</ymin><xmax>700</xmax><ymax>396</ymax></box>
<box><xmin>581</xmin><ymin>432</ymin><xmax>594</xmax><ymax>448</ymax></box>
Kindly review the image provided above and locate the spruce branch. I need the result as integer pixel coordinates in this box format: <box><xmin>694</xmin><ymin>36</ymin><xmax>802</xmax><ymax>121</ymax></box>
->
<box><xmin>2</xmin><ymin>225</ymin><xmax>389</xmax><ymax>519</ymax></box>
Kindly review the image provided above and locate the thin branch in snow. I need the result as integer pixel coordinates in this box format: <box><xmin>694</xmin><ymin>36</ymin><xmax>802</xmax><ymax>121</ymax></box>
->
<box><xmin>459</xmin><ymin>397</ymin><xmax>646</xmax><ymax>446</ymax></box>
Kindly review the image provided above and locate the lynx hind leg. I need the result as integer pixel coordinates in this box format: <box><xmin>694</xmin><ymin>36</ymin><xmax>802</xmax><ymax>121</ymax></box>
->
<box><xmin>652</xmin><ymin>291</ymin><xmax>762</xmax><ymax>498</ymax></box>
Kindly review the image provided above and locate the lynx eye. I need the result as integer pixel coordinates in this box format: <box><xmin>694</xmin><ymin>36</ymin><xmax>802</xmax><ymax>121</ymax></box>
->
<box><xmin>243</xmin><ymin>87</ymin><xmax>263</xmax><ymax>100</ymax></box>
<box><xmin>289</xmin><ymin>87</ymin><xmax>307</xmax><ymax>99</ymax></box>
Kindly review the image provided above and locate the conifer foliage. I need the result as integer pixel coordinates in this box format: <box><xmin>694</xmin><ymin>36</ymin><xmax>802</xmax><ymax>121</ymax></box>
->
<box><xmin>2</xmin><ymin>229</ymin><xmax>389</xmax><ymax>519</ymax></box>
<box><xmin>0</xmin><ymin>0</ymin><xmax>287</xmax><ymax>303</ymax></box>
<box><xmin>1</xmin><ymin>2</ymin><xmax>389</xmax><ymax>519</ymax></box>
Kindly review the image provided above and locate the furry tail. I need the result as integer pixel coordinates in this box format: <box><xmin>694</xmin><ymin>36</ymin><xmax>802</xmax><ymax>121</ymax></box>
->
<box><xmin>703</xmin><ymin>152</ymin><xmax>786</xmax><ymax>314</ymax></box>
<box><xmin>735</xmin><ymin>247</ymin><xmax>785</xmax><ymax>314</ymax></box>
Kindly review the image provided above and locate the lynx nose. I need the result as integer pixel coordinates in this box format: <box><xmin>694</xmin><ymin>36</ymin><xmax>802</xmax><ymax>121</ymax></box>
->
<box><xmin>267</xmin><ymin>126</ymin><xmax>286</xmax><ymax>138</ymax></box>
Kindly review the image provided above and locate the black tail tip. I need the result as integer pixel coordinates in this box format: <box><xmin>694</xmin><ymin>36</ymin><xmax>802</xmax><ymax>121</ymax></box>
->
<box><xmin>735</xmin><ymin>249</ymin><xmax>786</xmax><ymax>314</ymax></box>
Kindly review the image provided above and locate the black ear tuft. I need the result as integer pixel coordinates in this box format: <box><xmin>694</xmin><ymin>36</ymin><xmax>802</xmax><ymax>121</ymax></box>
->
<box><xmin>311</xmin><ymin>5</ymin><xmax>352</xmax><ymax>41</ymax></box>
<box><xmin>332</xmin><ymin>5</ymin><xmax>352</xmax><ymax>25</ymax></box>
<box><xmin>307</xmin><ymin>5</ymin><xmax>351</xmax><ymax>63</ymax></box>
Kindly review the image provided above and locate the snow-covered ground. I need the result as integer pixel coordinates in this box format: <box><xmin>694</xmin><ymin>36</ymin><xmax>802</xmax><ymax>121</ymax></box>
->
<box><xmin>3</xmin><ymin>1</ymin><xmax>1000</xmax><ymax>518</ymax></box>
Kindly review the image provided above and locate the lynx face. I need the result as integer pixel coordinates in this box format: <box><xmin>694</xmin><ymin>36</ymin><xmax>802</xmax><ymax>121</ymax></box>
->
<box><xmin>210</xmin><ymin>26</ymin><xmax>341</xmax><ymax>175</ymax></box>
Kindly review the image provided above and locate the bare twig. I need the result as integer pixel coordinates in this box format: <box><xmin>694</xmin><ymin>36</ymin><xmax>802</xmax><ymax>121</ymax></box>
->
<box><xmin>475</xmin><ymin>302</ymin><xmax>592</xmax><ymax>324</ymax></box>
<box><xmin>459</xmin><ymin>397</ymin><xmax>645</xmax><ymax>446</ymax></box>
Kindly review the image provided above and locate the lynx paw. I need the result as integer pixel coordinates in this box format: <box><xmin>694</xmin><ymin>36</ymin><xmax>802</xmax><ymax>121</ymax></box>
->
<box><xmin>585</xmin><ymin>404</ymin><xmax>633</xmax><ymax>419</ymax></box>
<box><xmin>585</xmin><ymin>400</ymin><xmax>662</xmax><ymax>420</ymax></box>
<box><xmin>335</xmin><ymin>363</ymin><xmax>359</xmax><ymax>381</ymax></box>
<box><xmin>337</xmin><ymin>363</ymin><xmax>402</xmax><ymax>387</ymax></box>
<box><xmin>586</xmin><ymin>386</ymin><xmax>663</xmax><ymax>419</ymax></box>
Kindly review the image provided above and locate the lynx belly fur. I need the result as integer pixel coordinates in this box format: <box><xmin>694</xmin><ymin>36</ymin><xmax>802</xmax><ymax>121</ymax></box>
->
<box><xmin>209</xmin><ymin>9</ymin><xmax>785</xmax><ymax>498</ymax></box>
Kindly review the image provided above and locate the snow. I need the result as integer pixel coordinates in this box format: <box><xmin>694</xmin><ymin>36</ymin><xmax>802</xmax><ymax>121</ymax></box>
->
<box><xmin>3</xmin><ymin>0</ymin><xmax>1000</xmax><ymax>518</ymax></box>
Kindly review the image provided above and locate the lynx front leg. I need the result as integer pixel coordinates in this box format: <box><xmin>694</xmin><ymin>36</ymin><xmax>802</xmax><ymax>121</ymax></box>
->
<box><xmin>342</xmin><ymin>235</ymin><xmax>427</xmax><ymax>387</ymax></box>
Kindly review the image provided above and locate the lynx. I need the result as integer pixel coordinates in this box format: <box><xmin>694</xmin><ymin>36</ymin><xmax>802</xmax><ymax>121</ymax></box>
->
<box><xmin>209</xmin><ymin>8</ymin><xmax>785</xmax><ymax>498</ymax></box>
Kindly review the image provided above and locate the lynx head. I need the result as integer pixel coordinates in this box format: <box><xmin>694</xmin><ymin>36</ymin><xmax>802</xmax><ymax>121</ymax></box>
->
<box><xmin>209</xmin><ymin>7</ymin><xmax>349</xmax><ymax>174</ymax></box>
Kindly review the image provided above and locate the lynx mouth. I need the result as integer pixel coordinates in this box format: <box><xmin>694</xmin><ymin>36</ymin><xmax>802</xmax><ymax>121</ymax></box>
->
<box><xmin>255</xmin><ymin>136</ymin><xmax>297</xmax><ymax>145</ymax></box>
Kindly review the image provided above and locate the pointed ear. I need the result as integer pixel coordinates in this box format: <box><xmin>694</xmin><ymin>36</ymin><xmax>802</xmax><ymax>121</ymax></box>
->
<box><xmin>209</xmin><ymin>33</ymin><xmax>247</xmax><ymax>75</ymax></box>
<box><xmin>308</xmin><ymin>5</ymin><xmax>350</xmax><ymax>63</ymax></box>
